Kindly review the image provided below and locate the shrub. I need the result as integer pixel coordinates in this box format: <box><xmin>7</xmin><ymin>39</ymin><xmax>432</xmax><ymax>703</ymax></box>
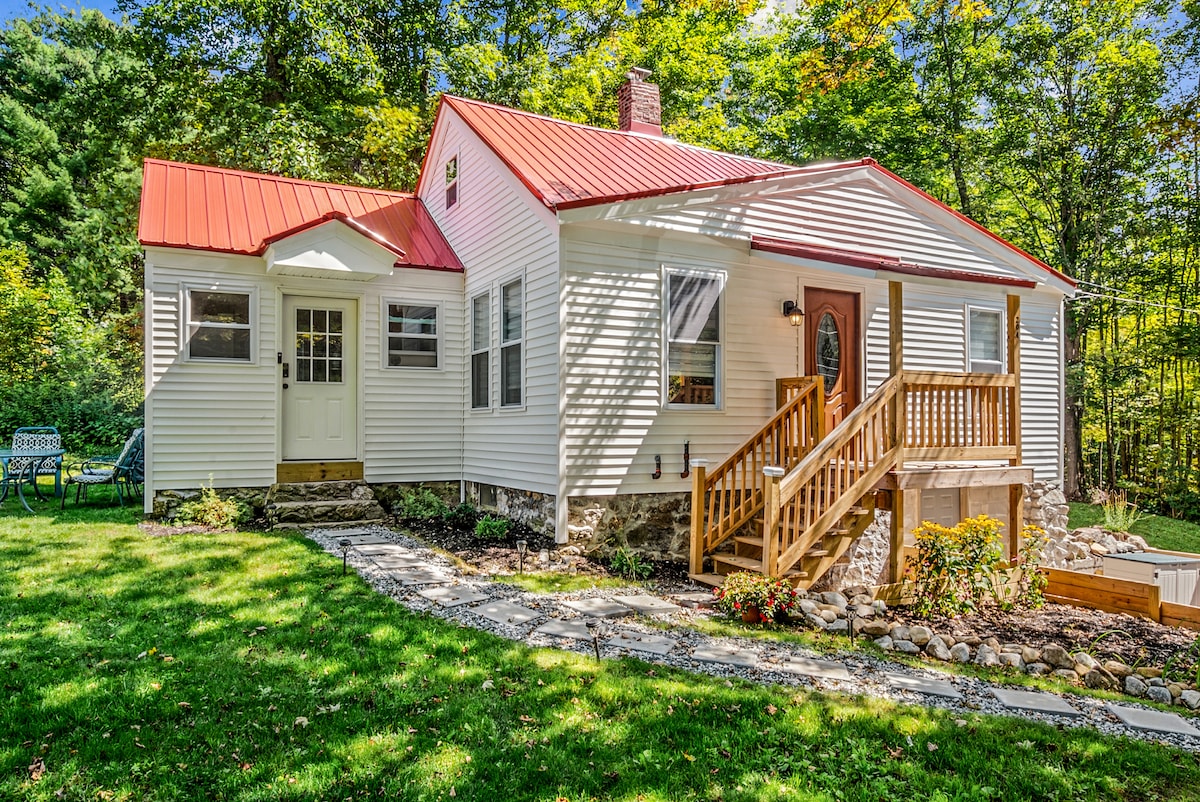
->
<box><xmin>474</xmin><ymin>515</ymin><xmax>509</xmax><ymax>539</ymax></box>
<box><xmin>396</xmin><ymin>487</ymin><xmax>449</xmax><ymax>520</ymax></box>
<box><xmin>443</xmin><ymin>502</ymin><xmax>479</xmax><ymax>530</ymax></box>
<box><xmin>609</xmin><ymin>546</ymin><xmax>652</xmax><ymax>580</ymax></box>
<box><xmin>909</xmin><ymin>514</ymin><xmax>1047</xmax><ymax>617</ymax></box>
<box><xmin>173</xmin><ymin>484</ymin><xmax>248</xmax><ymax>530</ymax></box>
<box><xmin>712</xmin><ymin>572</ymin><xmax>797</xmax><ymax>623</ymax></box>
<box><xmin>1101</xmin><ymin>489</ymin><xmax>1143</xmax><ymax>532</ymax></box>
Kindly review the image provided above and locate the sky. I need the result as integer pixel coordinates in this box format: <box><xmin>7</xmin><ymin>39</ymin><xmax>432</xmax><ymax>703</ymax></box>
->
<box><xmin>0</xmin><ymin>1</ymin><xmax>119</xmax><ymax>24</ymax></box>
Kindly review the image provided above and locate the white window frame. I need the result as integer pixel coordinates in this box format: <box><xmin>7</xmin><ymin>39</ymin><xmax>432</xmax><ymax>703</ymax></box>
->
<box><xmin>470</xmin><ymin>290</ymin><xmax>491</xmax><ymax>410</ymax></box>
<box><xmin>966</xmin><ymin>305</ymin><xmax>1005</xmax><ymax>374</ymax></box>
<box><xmin>445</xmin><ymin>155</ymin><xmax>459</xmax><ymax>210</ymax></box>
<box><xmin>382</xmin><ymin>299</ymin><xmax>442</xmax><ymax>370</ymax></box>
<box><xmin>499</xmin><ymin>276</ymin><xmax>524</xmax><ymax>409</ymax></box>
<box><xmin>182</xmin><ymin>284</ymin><xmax>257</xmax><ymax>363</ymax></box>
<box><xmin>663</xmin><ymin>266</ymin><xmax>725</xmax><ymax>409</ymax></box>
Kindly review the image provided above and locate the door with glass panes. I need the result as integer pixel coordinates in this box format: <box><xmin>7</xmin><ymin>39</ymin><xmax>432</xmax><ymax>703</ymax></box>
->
<box><xmin>281</xmin><ymin>296</ymin><xmax>358</xmax><ymax>461</ymax></box>
<box><xmin>804</xmin><ymin>288</ymin><xmax>861</xmax><ymax>432</ymax></box>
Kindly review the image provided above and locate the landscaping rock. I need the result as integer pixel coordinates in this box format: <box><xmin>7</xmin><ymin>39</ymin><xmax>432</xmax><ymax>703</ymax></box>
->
<box><xmin>949</xmin><ymin>643</ymin><xmax>972</xmax><ymax>663</ymax></box>
<box><xmin>1137</xmin><ymin>667</ymin><xmax>1163</xmax><ymax>679</ymax></box>
<box><xmin>894</xmin><ymin>639</ymin><xmax>922</xmax><ymax>655</ymax></box>
<box><xmin>926</xmin><ymin>636</ymin><xmax>952</xmax><ymax>661</ymax></box>
<box><xmin>1148</xmin><ymin>677</ymin><xmax>1167</xmax><ymax>688</ymax></box>
<box><xmin>1053</xmin><ymin>669</ymin><xmax>1080</xmax><ymax>682</ymax></box>
<box><xmin>1169</xmin><ymin>683</ymin><xmax>1184</xmax><ymax>699</ymax></box>
<box><xmin>860</xmin><ymin>619</ymin><xmax>892</xmax><ymax>637</ymax></box>
<box><xmin>890</xmin><ymin>624</ymin><xmax>911</xmax><ymax>643</ymax></box>
<box><xmin>998</xmin><ymin>652</ymin><xmax>1025</xmax><ymax>671</ymax></box>
<box><xmin>1103</xmin><ymin>660</ymin><xmax>1133</xmax><ymax>678</ymax></box>
<box><xmin>819</xmin><ymin>609</ymin><xmax>839</xmax><ymax>624</ymax></box>
<box><xmin>799</xmin><ymin>599</ymin><xmax>819</xmax><ymax>615</ymax></box>
<box><xmin>851</xmin><ymin>604</ymin><xmax>876</xmax><ymax>619</ymax></box>
<box><xmin>1148</xmin><ymin>686</ymin><xmax>1174</xmax><ymax>705</ymax></box>
<box><xmin>1026</xmin><ymin>662</ymin><xmax>1052</xmax><ymax>676</ymax></box>
<box><xmin>1072</xmin><ymin>652</ymin><xmax>1100</xmax><ymax>671</ymax></box>
<box><xmin>1182</xmin><ymin>690</ymin><xmax>1200</xmax><ymax>710</ymax></box>
<box><xmin>1042</xmin><ymin>643</ymin><xmax>1075</xmax><ymax>669</ymax></box>
<box><xmin>1020</xmin><ymin>646</ymin><xmax>1042</xmax><ymax>664</ymax></box>
<box><xmin>805</xmin><ymin>613</ymin><xmax>827</xmax><ymax>630</ymax></box>
<box><xmin>826</xmin><ymin>619</ymin><xmax>849</xmax><ymax>634</ymax></box>
<box><xmin>909</xmin><ymin>626</ymin><xmax>933</xmax><ymax>647</ymax></box>
<box><xmin>974</xmin><ymin>644</ymin><xmax>1001</xmax><ymax>668</ymax></box>
<box><xmin>1125</xmin><ymin>675</ymin><xmax>1149</xmax><ymax>697</ymax></box>
<box><xmin>875</xmin><ymin>635</ymin><xmax>894</xmax><ymax>650</ymax></box>
<box><xmin>849</xmin><ymin>593</ymin><xmax>874</xmax><ymax>607</ymax></box>
<box><xmin>1084</xmin><ymin>669</ymin><xmax>1118</xmax><ymax>691</ymax></box>
<box><xmin>821</xmin><ymin>591</ymin><xmax>848</xmax><ymax>609</ymax></box>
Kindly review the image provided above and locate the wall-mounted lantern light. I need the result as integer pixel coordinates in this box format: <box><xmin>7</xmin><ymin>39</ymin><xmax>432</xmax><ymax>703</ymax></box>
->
<box><xmin>782</xmin><ymin>300</ymin><xmax>804</xmax><ymax>327</ymax></box>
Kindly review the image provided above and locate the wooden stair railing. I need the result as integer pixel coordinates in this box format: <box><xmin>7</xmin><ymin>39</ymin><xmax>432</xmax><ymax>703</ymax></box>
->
<box><xmin>689</xmin><ymin>377</ymin><xmax>823</xmax><ymax>573</ymax></box>
<box><xmin>766</xmin><ymin>374</ymin><xmax>902</xmax><ymax>579</ymax></box>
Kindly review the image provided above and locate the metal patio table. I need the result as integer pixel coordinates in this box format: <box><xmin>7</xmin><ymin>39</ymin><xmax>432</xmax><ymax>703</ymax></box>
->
<box><xmin>0</xmin><ymin>448</ymin><xmax>67</xmax><ymax>512</ymax></box>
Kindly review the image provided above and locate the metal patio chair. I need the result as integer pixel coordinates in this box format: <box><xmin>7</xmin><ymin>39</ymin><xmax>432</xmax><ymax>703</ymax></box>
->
<box><xmin>10</xmin><ymin>426</ymin><xmax>64</xmax><ymax>498</ymax></box>
<box><xmin>62</xmin><ymin>428</ymin><xmax>144</xmax><ymax>508</ymax></box>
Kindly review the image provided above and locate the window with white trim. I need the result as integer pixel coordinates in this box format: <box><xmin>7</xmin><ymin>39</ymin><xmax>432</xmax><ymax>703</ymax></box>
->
<box><xmin>967</xmin><ymin>307</ymin><xmax>1004</xmax><ymax>373</ymax></box>
<box><xmin>445</xmin><ymin>156</ymin><xmax>459</xmax><ymax>209</ymax></box>
<box><xmin>665</xmin><ymin>269</ymin><xmax>723</xmax><ymax>406</ymax></box>
<box><xmin>385</xmin><ymin>302</ymin><xmax>439</xmax><ymax>368</ymax></box>
<box><xmin>500</xmin><ymin>278</ymin><xmax>523</xmax><ymax>407</ymax></box>
<box><xmin>470</xmin><ymin>292</ymin><xmax>490</xmax><ymax>408</ymax></box>
<box><xmin>186</xmin><ymin>288</ymin><xmax>253</xmax><ymax>361</ymax></box>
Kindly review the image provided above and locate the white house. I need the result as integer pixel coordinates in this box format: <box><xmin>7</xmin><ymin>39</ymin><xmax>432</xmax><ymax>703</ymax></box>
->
<box><xmin>139</xmin><ymin>73</ymin><xmax>1074</xmax><ymax>588</ymax></box>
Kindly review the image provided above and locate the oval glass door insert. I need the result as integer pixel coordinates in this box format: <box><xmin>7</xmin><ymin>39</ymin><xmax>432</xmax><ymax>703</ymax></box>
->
<box><xmin>816</xmin><ymin>312</ymin><xmax>841</xmax><ymax>394</ymax></box>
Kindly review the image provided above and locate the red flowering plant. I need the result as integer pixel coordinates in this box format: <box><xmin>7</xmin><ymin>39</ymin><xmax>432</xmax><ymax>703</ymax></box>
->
<box><xmin>712</xmin><ymin>572</ymin><xmax>798</xmax><ymax>623</ymax></box>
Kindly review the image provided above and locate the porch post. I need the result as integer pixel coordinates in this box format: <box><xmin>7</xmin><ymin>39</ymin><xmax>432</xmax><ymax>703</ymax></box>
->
<box><xmin>1007</xmin><ymin>293</ymin><xmax>1024</xmax><ymax>560</ymax></box>
<box><xmin>763</xmin><ymin>466</ymin><xmax>784</xmax><ymax>578</ymax></box>
<box><xmin>888</xmin><ymin>489</ymin><xmax>907</xmax><ymax>585</ymax></box>
<box><xmin>689</xmin><ymin>459</ymin><xmax>708</xmax><ymax>575</ymax></box>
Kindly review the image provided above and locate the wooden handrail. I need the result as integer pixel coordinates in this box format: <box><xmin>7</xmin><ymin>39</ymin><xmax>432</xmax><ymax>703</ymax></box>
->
<box><xmin>694</xmin><ymin>377</ymin><xmax>822</xmax><ymax>559</ymax></box>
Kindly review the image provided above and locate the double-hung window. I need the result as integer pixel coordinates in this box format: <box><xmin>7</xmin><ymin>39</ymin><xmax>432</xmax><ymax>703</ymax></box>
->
<box><xmin>386</xmin><ymin>303</ymin><xmax>439</xmax><ymax>368</ymax></box>
<box><xmin>500</xmin><ymin>278</ymin><xmax>523</xmax><ymax>407</ymax></box>
<box><xmin>186</xmin><ymin>288</ymin><xmax>253</xmax><ymax>361</ymax></box>
<box><xmin>666</xmin><ymin>269</ymin><xmax>723</xmax><ymax>407</ymax></box>
<box><xmin>967</xmin><ymin>307</ymin><xmax>1004</xmax><ymax>373</ymax></box>
<box><xmin>471</xmin><ymin>292</ymin><xmax>490</xmax><ymax>408</ymax></box>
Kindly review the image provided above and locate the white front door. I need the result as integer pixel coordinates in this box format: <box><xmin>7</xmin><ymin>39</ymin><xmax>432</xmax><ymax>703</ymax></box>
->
<box><xmin>282</xmin><ymin>296</ymin><xmax>358</xmax><ymax>461</ymax></box>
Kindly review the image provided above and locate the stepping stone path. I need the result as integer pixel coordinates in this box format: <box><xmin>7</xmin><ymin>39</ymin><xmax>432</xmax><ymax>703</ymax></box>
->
<box><xmin>324</xmin><ymin>527</ymin><xmax>1200</xmax><ymax>752</ymax></box>
<box><xmin>1106</xmin><ymin>703</ymin><xmax>1200</xmax><ymax>737</ymax></box>
<box><xmin>884</xmin><ymin>673</ymin><xmax>963</xmax><ymax>700</ymax></box>
<box><xmin>991</xmin><ymin>688</ymin><xmax>1083</xmax><ymax>718</ymax></box>
<box><xmin>606</xmin><ymin>630</ymin><xmax>677</xmax><ymax>656</ymax></box>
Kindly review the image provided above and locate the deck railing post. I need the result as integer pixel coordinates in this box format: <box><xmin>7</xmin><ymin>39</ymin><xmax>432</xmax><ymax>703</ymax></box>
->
<box><xmin>763</xmin><ymin>466</ymin><xmax>784</xmax><ymax>578</ymax></box>
<box><xmin>689</xmin><ymin>459</ymin><xmax>708</xmax><ymax>575</ymax></box>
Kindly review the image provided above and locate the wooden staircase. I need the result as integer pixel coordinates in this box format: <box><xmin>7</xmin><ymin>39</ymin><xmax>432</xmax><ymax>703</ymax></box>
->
<box><xmin>690</xmin><ymin>370</ymin><xmax>1020</xmax><ymax>589</ymax></box>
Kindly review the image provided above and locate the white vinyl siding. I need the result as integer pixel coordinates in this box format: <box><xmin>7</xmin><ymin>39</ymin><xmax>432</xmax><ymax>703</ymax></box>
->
<box><xmin>420</xmin><ymin>108</ymin><xmax>559</xmax><ymax>494</ymax></box>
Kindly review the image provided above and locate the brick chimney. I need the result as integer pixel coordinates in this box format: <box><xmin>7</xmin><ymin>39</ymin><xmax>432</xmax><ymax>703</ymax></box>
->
<box><xmin>618</xmin><ymin>68</ymin><xmax>662</xmax><ymax>137</ymax></box>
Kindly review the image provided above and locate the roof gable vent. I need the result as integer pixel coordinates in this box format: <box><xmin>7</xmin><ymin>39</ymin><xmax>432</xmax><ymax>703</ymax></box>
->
<box><xmin>618</xmin><ymin>68</ymin><xmax>662</xmax><ymax>137</ymax></box>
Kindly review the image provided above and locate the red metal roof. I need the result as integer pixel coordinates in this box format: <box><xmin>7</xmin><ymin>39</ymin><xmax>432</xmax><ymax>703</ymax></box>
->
<box><xmin>751</xmin><ymin>236</ymin><xmax>1038</xmax><ymax>289</ymax></box>
<box><xmin>442</xmin><ymin>95</ymin><xmax>803</xmax><ymax>210</ymax></box>
<box><xmin>138</xmin><ymin>159</ymin><xmax>462</xmax><ymax>271</ymax></box>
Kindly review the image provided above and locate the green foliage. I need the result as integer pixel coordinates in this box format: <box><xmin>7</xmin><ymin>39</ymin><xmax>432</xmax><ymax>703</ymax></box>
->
<box><xmin>473</xmin><ymin>514</ymin><xmax>510</xmax><ymax>539</ymax></box>
<box><xmin>443</xmin><ymin>502</ymin><xmax>479</xmax><ymax>530</ymax></box>
<box><xmin>396</xmin><ymin>487</ymin><xmax>450</xmax><ymax>520</ymax></box>
<box><xmin>908</xmin><ymin>515</ymin><xmax>1046</xmax><ymax>617</ymax></box>
<box><xmin>713</xmin><ymin>571</ymin><xmax>798</xmax><ymax>622</ymax></box>
<box><xmin>1101</xmin><ymin>489</ymin><xmax>1144</xmax><ymax>533</ymax></box>
<box><xmin>172</xmin><ymin>483</ymin><xmax>248</xmax><ymax>529</ymax></box>
<box><xmin>608</xmin><ymin>546</ymin><xmax>652</xmax><ymax>581</ymax></box>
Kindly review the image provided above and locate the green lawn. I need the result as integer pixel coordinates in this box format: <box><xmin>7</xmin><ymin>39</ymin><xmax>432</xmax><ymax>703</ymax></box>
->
<box><xmin>4</xmin><ymin>506</ymin><xmax>1200</xmax><ymax>800</ymax></box>
<box><xmin>1068</xmin><ymin>502</ymin><xmax>1200</xmax><ymax>553</ymax></box>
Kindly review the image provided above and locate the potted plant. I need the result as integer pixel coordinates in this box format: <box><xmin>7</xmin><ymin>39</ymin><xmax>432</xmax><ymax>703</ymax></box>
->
<box><xmin>713</xmin><ymin>572</ymin><xmax>798</xmax><ymax>624</ymax></box>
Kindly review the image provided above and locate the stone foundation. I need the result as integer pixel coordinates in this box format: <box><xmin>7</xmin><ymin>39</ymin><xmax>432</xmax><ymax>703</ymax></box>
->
<box><xmin>152</xmin><ymin>486</ymin><xmax>270</xmax><ymax>520</ymax></box>
<box><xmin>1023</xmin><ymin>480</ymin><xmax>1070</xmax><ymax>542</ymax></box>
<box><xmin>810</xmin><ymin>510</ymin><xmax>892</xmax><ymax>592</ymax></box>
<box><xmin>466</xmin><ymin>482</ymin><xmax>556</xmax><ymax>537</ymax></box>
<box><xmin>372</xmin><ymin>481</ymin><xmax>460</xmax><ymax>515</ymax></box>
<box><xmin>566</xmin><ymin>492</ymin><xmax>691</xmax><ymax>560</ymax></box>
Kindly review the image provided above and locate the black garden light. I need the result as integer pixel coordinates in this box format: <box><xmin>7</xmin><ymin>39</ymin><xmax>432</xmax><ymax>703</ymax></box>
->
<box><xmin>338</xmin><ymin>538</ymin><xmax>352</xmax><ymax>575</ymax></box>
<box><xmin>516</xmin><ymin>539</ymin><xmax>528</xmax><ymax>574</ymax></box>
<box><xmin>585</xmin><ymin>618</ymin><xmax>602</xmax><ymax>661</ymax></box>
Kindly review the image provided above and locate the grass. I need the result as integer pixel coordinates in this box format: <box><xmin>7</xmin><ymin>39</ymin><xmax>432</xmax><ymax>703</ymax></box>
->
<box><xmin>5</xmin><ymin>505</ymin><xmax>1200</xmax><ymax>800</ymax></box>
<box><xmin>1069</xmin><ymin>502</ymin><xmax>1200</xmax><ymax>552</ymax></box>
<box><xmin>496</xmin><ymin>572</ymin><xmax>637</xmax><ymax>594</ymax></box>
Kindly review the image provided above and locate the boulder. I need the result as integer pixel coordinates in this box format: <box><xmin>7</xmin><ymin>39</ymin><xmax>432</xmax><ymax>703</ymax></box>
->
<box><xmin>1125</xmin><ymin>675</ymin><xmax>1149</xmax><ymax>697</ymax></box>
<box><xmin>998</xmin><ymin>652</ymin><xmax>1025</xmax><ymax>671</ymax></box>
<box><xmin>798</xmin><ymin>599</ymin><xmax>819</xmax><ymax>615</ymax></box>
<box><xmin>894</xmin><ymin>639</ymin><xmax>922</xmax><ymax>655</ymax></box>
<box><xmin>1026</xmin><ymin>662</ymin><xmax>1052</xmax><ymax>676</ymax></box>
<box><xmin>821</xmin><ymin>591</ymin><xmax>849</xmax><ymax>609</ymax></box>
<box><xmin>805</xmin><ymin>613</ymin><xmax>828</xmax><ymax>630</ymax></box>
<box><xmin>890</xmin><ymin>624</ymin><xmax>911</xmax><ymax>643</ymax></box>
<box><xmin>860</xmin><ymin>619</ymin><xmax>892</xmax><ymax>637</ymax></box>
<box><xmin>874</xmin><ymin>635</ymin><xmax>894</xmax><ymax>650</ymax></box>
<box><xmin>1182</xmin><ymin>690</ymin><xmax>1200</xmax><ymax>710</ymax></box>
<box><xmin>1041</xmin><ymin>643</ymin><xmax>1075</xmax><ymax>670</ymax></box>
<box><xmin>909</xmin><ymin>626</ymin><xmax>933</xmax><ymax>647</ymax></box>
<box><xmin>1020</xmin><ymin>646</ymin><xmax>1042</xmax><ymax>664</ymax></box>
<box><xmin>1053</xmin><ymin>669</ymin><xmax>1080</xmax><ymax>682</ymax></box>
<box><xmin>925</xmin><ymin>636</ymin><xmax>952</xmax><ymax>661</ymax></box>
<box><xmin>1102</xmin><ymin>660</ymin><xmax>1133</xmax><ymax>678</ymax></box>
<box><xmin>826</xmin><ymin>619</ymin><xmax>849</xmax><ymax>634</ymax></box>
<box><xmin>974</xmin><ymin>644</ymin><xmax>1001</xmax><ymax>668</ymax></box>
<box><xmin>1137</xmin><ymin>666</ymin><xmax>1163</xmax><ymax>679</ymax></box>
<box><xmin>1148</xmin><ymin>686</ymin><xmax>1173</xmax><ymax>705</ymax></box>
<box><xmin>819</xmin><ymin>609</ymin><xmax>839</xmax><ymax>624</ymax></box>
<box><xmin>1072</xmin><ymin>652</ymin><xmax>1100</xmax><ymax>671</ymax></box>
<box><xmin>1084</xmin><ymin>669</ymin><xmax>1118</xmax><ymax>691</ymax></box>
<box><xmin>949</xmin><ymin>642</ymin><xmax>972</xmax><ymax>663</ymax></box>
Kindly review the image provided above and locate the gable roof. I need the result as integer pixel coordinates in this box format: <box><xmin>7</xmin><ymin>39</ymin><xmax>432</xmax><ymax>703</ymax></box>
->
<box><xmin>436</xmin><ymin>95</ymin><xmax>1073</xmax><ymax>290</ymax></box>
<box><xmin>138</xmin><ymin>159</ymin><xmax>462</xmax><ymax>271</ymax></box>
<box><xmin>440</xmin><ymin>95</ymin><xmax>804</xmax><ymax>210</ymax></box>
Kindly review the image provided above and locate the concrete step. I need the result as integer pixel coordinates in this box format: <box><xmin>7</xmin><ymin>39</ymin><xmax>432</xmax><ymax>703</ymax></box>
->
<box><xmin>267</xmin><ymin>480</ymin><xmax>375</xmax><ymax>504</ymax></box>
<box><xmin>266</xmin><ymin>498</ymin><xmax>386</xmax><ymax>527</ymax></box>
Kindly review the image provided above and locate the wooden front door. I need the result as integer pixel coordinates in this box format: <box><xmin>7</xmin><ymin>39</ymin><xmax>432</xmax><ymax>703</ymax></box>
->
<box><xmin>282</xmin><ymin>296</ymin><xmax>358</xmax><ymax>461</ymax></box>
<box><xmin>805</xmin><ymin>288</ymin><xmax>861</xmax><ymax>432</ymax></box>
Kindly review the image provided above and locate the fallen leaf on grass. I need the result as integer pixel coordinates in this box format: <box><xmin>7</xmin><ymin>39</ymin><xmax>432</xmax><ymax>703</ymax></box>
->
<box><xmin>765</xmin><ymin>704</ymin><xmax>777</xmax><ymax>715</ymax></box>
<box><xmin>519</xmin><ymin>715</ymin><xmax>535</xmax><ymax>723</ymax></box>
<box><xmin>294</xmin><ymin>717</ymin><xmax>309</xmax><ymax>728</ymax></box>
<box><xmin>28</xmin><ymin>756</ymin><xmax>45</xmax><ymax>781</ymax></box>
<box><xmin>926</xmin><ymin>742</ymin><xmax>938</xmax><ymax>752</ymax></box>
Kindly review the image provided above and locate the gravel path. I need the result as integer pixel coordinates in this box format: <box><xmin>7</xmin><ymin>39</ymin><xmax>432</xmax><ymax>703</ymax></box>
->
<box><xmin>305</xmin><ymin>525</ymin><xmax>1200</xmax><ymax>753</ymax></box>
